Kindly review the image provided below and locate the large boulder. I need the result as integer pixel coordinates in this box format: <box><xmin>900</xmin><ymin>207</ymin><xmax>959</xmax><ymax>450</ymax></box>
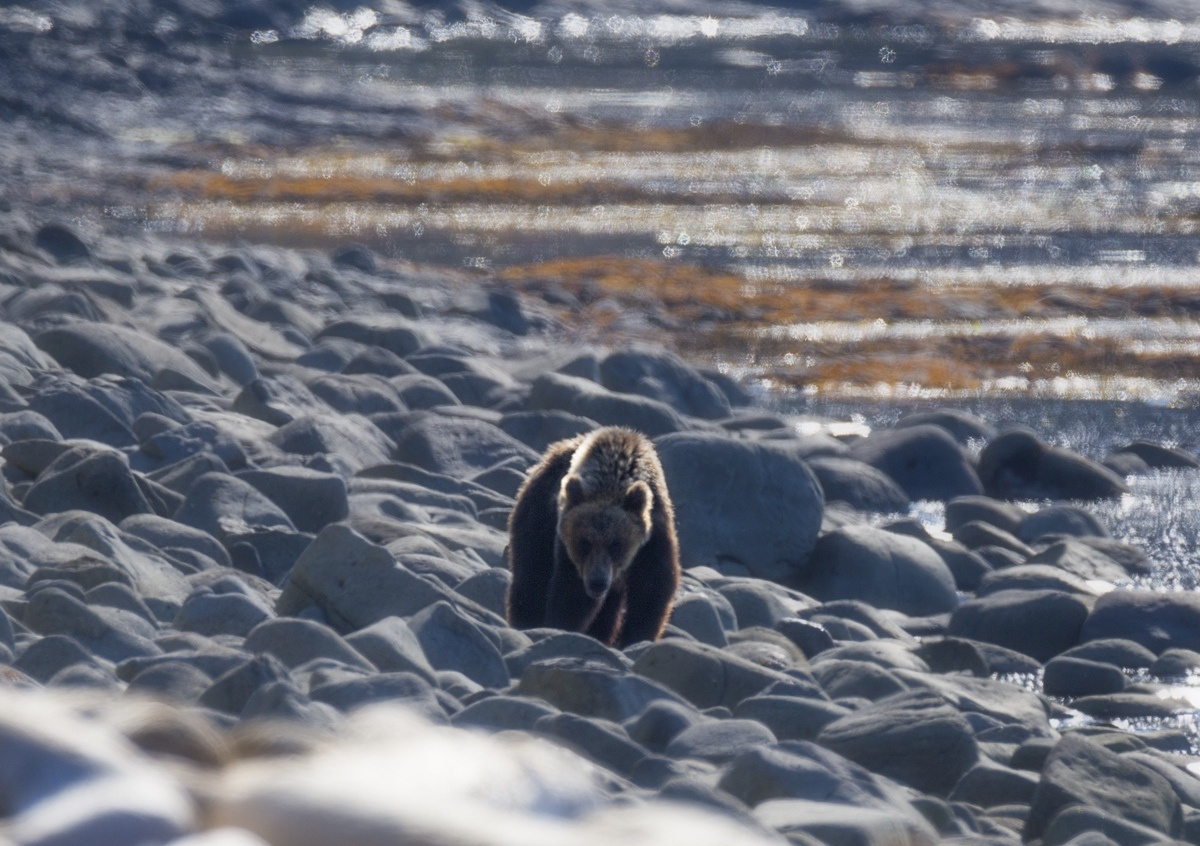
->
<box><xmin>950</xmin><ymin>589</ymin><xmax>1091</xmax><ymax>662</ymax></box>
<box><xmin>655</xmin><ymin>432</ymin><xmax>823</xmax><ymax>582</ymax></box>
<box><xmin>275</xmin><ymin>524</ymin><xmax>497</xmax><ymax>633</ymax></box>
<box><xmin>23</xmin><ymin>449</ymin><xmax>156</xmax><ymax>524</ymax></box>
<box><xmin>390</xmin><ymin>414</ymin><xmax>538</xmax><ymax>477</ymax></box>
<box><xmin>815</xmin><ymin>689</ymin><xmax>979</xmax><ymax>796</ymax></box>
<box><xmin>598</xmin><ymin>348</ymin><xmax>732</xmax><ymax>420</ymax></box>
<box><xmin>35</xmin><ymin>324</ymin><xmax>216</xmax><ymax>390</ymax></box>
<box><xmin>1024</xmin><ymin>733</ymin><xmax>1183</xmax><ymax>841</ymax></box>
<box><xmin>978</xmin><ymin>427</ymin><xmax>1128</xmax><ymax>500</ymax></box>
<box><xmin>849</xmin><ymin>424</ymin><xmax>983</xmax><ymax>501</ymax></box>
<box><xmin>797</xmin><ymin>525</ymin><xmax>958</xmax><ymax>616</ymax></box>
<box><xmin>528</xmin><ymin>372</ymin><xmax>689</xmax><ymax>437</ymax></box>
<box><xmin>1081</xmin><ymin>589</ymin><xmax>1200</xmax><ymax>654</ymax></box>
<box><xmin>804</xmin><ymin>456</ymin><xmax>910</xmax><ymax>513</ymax></box>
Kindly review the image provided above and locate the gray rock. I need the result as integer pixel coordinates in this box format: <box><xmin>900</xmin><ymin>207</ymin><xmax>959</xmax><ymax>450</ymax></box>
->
<box><xmin>805</xmin><ymin>456</ymin><xmax>911</xmax><ymax>513</ymax></box>
<box><xmin>1107</xmin><ymin>440</ymin><xmax>1200</xmax><ymax>471</ymax></box>
<box><xmin>944</xmin><ymin>495</ymin><xmax>1026</xmax><ymax>535</ymax></box>
<box><xmin>893</xmin><ymin>409</ymin><xmax>996</xmax><ymax>444</ymax></box>
<box><xmin>717</xmin><ymin>581</ymin><xmax>804</xmax><ymax>629</ymax></box>
<box><xmin>1042</xmin><ymin>656</ymin><xmax>1128</xmax><ymax>697</ymax></box>
<box><xmin>23</xmin><ymin>586</ymin><xmax>160</xmax><ymax>663</ymax></box>
<box><xmin>536</xmin><ymin>712</ymin><xmax>649</xmax><ymax>777</ymax></box>
<box><xmin>812</xmin><ymin>640</ymin><xmax>928</xmax><ymax>674</ymax></box>
<box><xmin>310</xmin><ymin>672</ymin><xmax>447</xmax><ymax>722</ymax></box>
<box><xmin>528</xmin><ymin>371</ymin><xmax>688</xmax><ymax>437</ymax></box>
<box><xmin>174</xmin><ymin>472</ymin><xmax>295</xmax><ymax>542</ymax></box>
<box><xmin>733</xmin><ymin>695</ymin><xmax>849</xmax><ymax>742</ymax></box>
<box><xmin>599</xmin><ymin>347</ymin><xmax>732</xmax><ymax>420</ymax></box>
<box><xmin>817</xmin><ymin>689</ymin><xmax>979</xmax><ymax>796</ymax></box>
<box><xmin>498</xmin><ymin>409</ymin><xmax>597</xmax><ymax>453</ymax></box>
<box><xmin>268</xmin><ymin>414</ymin><xmax>395</xmax><ymax>473</ymax></box>
<box><xmin>625</xmin><ymin>699</ymin><xmax>708</xmax><ymax>752</ymax></box>
<box><xmin>1019</xmin><ymin>504</ymin><xmax>1109</xmax><ymax>541</ymax></box>
<box><xmin>810</xmin><ymin>659</ymin><xmax>908</xmax><ymax>701</ymax></box>
<box><xmin>720</xmin><ymin>740</ymin><xmax>929</xmax><ymax>819</ymax></box>
<box><xmin>1024</xmin><ymin>539</ymin><xmax>1129</xmax><ymax>583</ymax></box>
<box><xmin>1059</xmin><ymin>638</ymin><xmax>1157</xmax><ymax>670</ymax></box>
<box><xmin>1149</xmin><ymin>648</ymin><xmax>1200</xmax><ymax>678</ymax></box>
<box><xmin>975</xmin><ymin>564</ymin><xmax>1098</xmax><ymax>599</ymax></box>
<box><xmin>979</xmin><ymin>428</ymin><xmax>1128</xmax><ymax>501</ymax></box>
<box><xmin>453</xmin><ymin>568</ymin><xmax>510</xmax><ymax>618</ymax></box>
<box><xmin>798</xmin><ymin>524</ymin><xmax>958</xmax><ymax>617</ymax></box>
<box><xmin>244</xmin><ymin>618</ymin><xmax>375</xmax><ymax>672</ymax></box>
<box><xmin>656</xmin><ymin>431</ymin><xmax>824</xmax><ymax>582</ymax></box>
<box><xmin>203</xmin><ymin>332</ymin><xmax>259</xmax><ymax>385</ymax></box>
<box><xmin>174</xmin><ymin>586</ymin><xmax>273</xmax><ymax>638</ymax></box>
<box><xmin>140</xmin><ymin>420</ymin><xmax>248</xmax><ymax>470</ymax></box>
<box><xmin>0</xmin><ymin>686</ymin><xmax>193</xmax><ymax>846</ymax></box>
<box><xmin>516</xmin><ymin>656</ymin><xmax>689</xmax><ymax>722</ymax></box>
<box><xmin>317</xmin><ymin>314</ymin><xmax>425</xmax><ymax>357</ymax></box>
<box><xmin>23</xmin><ymin>449</ymin><xmax>155</xmax><ymax>524</ymax></box>
<box><xmin>452</xmin><ymin>694</ymin><xmax>559</xmax><ymax>731</ymax></box>
<box><xmin>893</xmin><ymin>670</ymin><xmax>1055</xmax><ymax>739</ymax></box>
<box><xmin>951</xmin><ymin>520</ymin><xmax>1033</xmax><ymax>557</ymax></box>
<box><xmin>242</xmin><ymin>679</ymin><xmax>342</xmax><ymax>729</ymax></box>
<box><xmin>232</xmin><ymin>376</ymin><xmax>322</xmax><ymax>426</ymax></box>
<box><xmin>236</xmin><ymin>466</ymin><xmax>349</xmax><ymax>534</ymax></box>
<box><xmin>35</xmin><ymin>323</ymin><xmax>216</xmax><ymax>389</ymax></box>
<box><xmin>504</xmin><ymin>630</ymin><xmax>627</xmax><ymax>679</ymax></box>
<box><xmin>118</xmin><ymin>514</ymin><xmax>233</xmax><ymax>569</ymax></box>
<box><xmin>755</xmin><ymin>798</ymin><xmax>939</xmax><ymax>846</ymax></box>
<box><xmin>666</xmin><ymin>718</ymin><xmax>776</xmax><ymax>764</ymax></box>
<box><xmin>849</xmin><ymin>424</ymin><xmax>983</xmax><ymax>501</ymax></box>
<box><xmin>408</xmin><ymin>601</ymin><xmax>509</xmax><ymax>689</ymax></box>
<box><xmin>126</xmin><ymin>660</ymin><xmax>213</xmax><ymax>702</ymax></box>
<box><xmin>949</xmin><ymin>759</ymin><xmax>1039</xmax><ymax>807</ymax></box>
<box><xmin>199</xmin><ymin>653</ymin><xmax>294</xmax><ymax>715</ymax></box>
<box><xmin>276</xmin><ymin>525</ymin><xmax>494</xmax><ymax>633</ymax></box>
<box><xmin>15</xmin><ymin>633</ymin><xmax>109</xmax><ymax>684</ymax></box>
<box><xmin>344</xmin><ymin>616</ymin><xmax>436</xmax><ymax>682</ymax></box>
<box><xmin>631</xmin><ymin>639</ymin><xmax>800</xmax><ymax>710</ymax></box>
<box><xmin>0</xmin><ymin>410</ymin><xmax>61</xmax><ymax>443</ymax></box>
<box><xmin>1024</xmin><ymin>733</ymin><xmax>1183</xmax><ymax>840</ymax></box>
<box><xmin>390</xmin><ymin>414</ymin><xmax>537</xmax><ymax>477</ymax></box>
<box><xmin>308</xmin><ymin>373</ymin><xmax>407</xmax><ymax>415</ymax></box>
<box><xmin>148</xmin><ymin>452</ymin><xmax>232</xmax><ymax>496</ymax></box>
<box><xmin>669</xmin><ymin>593</ymin><xmax>730</xmax><ymax>647</ymax></box>
<box><xmin>1081</xmin><ymin>589</ymin><xmax>1200</xmax><ymax>654</ymax></box>
<box><xmin>950</xmin><ymin>589</ymin><xmax>1091</xmax><ymax>662</ymax></box>
<box><xmin>387</xmin><ymin>373</ymin><xmax>461</xmax><ymax>409</ymax></box>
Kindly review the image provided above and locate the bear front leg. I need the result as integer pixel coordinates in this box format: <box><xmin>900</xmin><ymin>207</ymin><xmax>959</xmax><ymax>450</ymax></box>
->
<box><xmin>613</xmin><ymin>528</ymin><xmax>680</xmax><ymax>648</ymax></box>
<box><xmin>543</xmin><ymin>548</ymin><xmax>604</xmax><ymax>634</ymax></box>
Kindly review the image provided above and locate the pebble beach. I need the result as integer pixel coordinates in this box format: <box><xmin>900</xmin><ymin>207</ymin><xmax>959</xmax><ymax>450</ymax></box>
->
<box><xmin>5</xmin><ymin>1</ymin><xmax>1200</xmax><ymax>845</ymax></box>
<box><xmin>0</xmin><ymin>213</ymin><xmax>1199</xmax><ymax>846</ymax></box>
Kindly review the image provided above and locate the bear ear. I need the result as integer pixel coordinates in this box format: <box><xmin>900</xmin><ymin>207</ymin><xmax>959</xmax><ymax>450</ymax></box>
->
<box><xmin>622</xmin><ymin>480</ymin><xmax>652</xmax><ymax>521</ymax></box>
<box><xmin>562</xmin><ymin>475</ymin><xmax>586</xmax><ymax>509</ymax></box>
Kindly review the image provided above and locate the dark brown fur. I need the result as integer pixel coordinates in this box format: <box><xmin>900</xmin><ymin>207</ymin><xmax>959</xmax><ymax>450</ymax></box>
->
<box><xmin>506</xmin><ymin>427</ymin><xmax>680</xmax><ymax>648</ymax></box>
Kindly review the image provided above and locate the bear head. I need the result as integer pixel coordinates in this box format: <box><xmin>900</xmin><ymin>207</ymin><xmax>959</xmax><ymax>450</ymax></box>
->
<box><xmin>557</xmin><ymin>475</ymin><xmax>653</xmax><ymax>599</ymax></box>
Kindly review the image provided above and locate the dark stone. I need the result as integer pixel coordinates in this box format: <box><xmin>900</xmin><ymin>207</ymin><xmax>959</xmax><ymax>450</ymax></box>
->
<box><xmin>950</xmin><ymin>589</ymin><xmax>1091</xmax><ymax>663</ymax></box>
<box><xmin>849</xmin><ymin>424</ymin><xmax>983</xmax><ymax>501</ymax></box>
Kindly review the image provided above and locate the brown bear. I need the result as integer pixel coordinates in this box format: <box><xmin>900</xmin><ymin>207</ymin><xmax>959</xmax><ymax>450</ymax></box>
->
<box><xmin>506</xmin><ymin>426</ymin><xmax>680</xmax><ymax>648</ymax></box>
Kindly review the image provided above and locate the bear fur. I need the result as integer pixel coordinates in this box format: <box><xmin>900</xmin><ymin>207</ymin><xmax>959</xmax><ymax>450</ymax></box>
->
<box><xmin>506</xmin><ymin>426</ymin><xmax>681</xmax><ymax>648</ymax></box>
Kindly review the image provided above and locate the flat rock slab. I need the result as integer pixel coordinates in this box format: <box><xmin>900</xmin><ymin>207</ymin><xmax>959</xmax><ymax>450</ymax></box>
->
<box><xmin>632</xmin><ymin>639</ymin><xmax>800</xmax><ymax>711</ymax></box>
<box><xmin>517</xmin><ymin>656</ymin><xmax>689</xmax><ymax>723</ymax></box>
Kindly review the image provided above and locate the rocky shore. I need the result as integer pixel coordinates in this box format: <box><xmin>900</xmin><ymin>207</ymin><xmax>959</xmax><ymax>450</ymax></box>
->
<box><xmin>0</xmin><ymin>213</ymin><xmax>1197</xmax><ymax>846</ymax></box>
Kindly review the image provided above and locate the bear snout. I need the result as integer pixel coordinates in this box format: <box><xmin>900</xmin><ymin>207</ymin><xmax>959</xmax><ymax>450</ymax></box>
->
<box><xmin>583</xmin><ymin>568</ymin><xmax>612</xmax><ymax>599</ymax></box>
